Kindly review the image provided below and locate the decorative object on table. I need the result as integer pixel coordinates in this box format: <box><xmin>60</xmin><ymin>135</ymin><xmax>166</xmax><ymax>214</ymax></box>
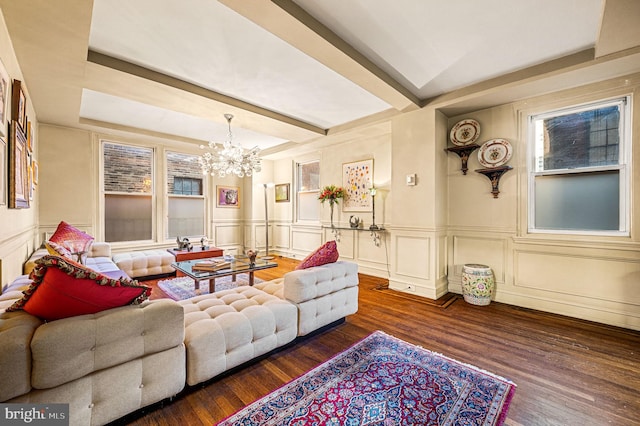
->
<box><xmin>450</xmin><ymin>118</ymin><xmax>481</xmax><ymax>146</ymax></box>
<box><xmin>246</xmin><ymin>249</ymin><xmax>258</xmax><ymax>266</ymax></box>
<box><xmin>198</xmin><ymin>113</ymin><xmax>261</xmax><ymax>178</ymax></box>
<box><xmin>216</xmin><ymin>185</ymin><xmax>240</xmax><ymax>208</ymax></box>
<box><xmin>176</xmin><ymin>236</ymin><xmax>192</xmax><ymax>251</ymax></box>
<box><xmin>342</xmin><ymin>159</ymin><xmax>373</xmax><ymax>212</ymax></box>
<box><xmin>192</xmin><ymin>259</ymin><xmax>230</xmax><ymax>272</ymax></box>
<box><xmin>157</xmin><ymin>275</ymin><xmax>263</xmax><ymax>300</ymax></box>
<box><xmin>218</xmin><ymin>330</ymin><xmax>516</xmax><ymax>426</ymax></box>
<box><xmin>274</xmin><ymin>182</ymin><xmax>290</xmax><ymax>202</ymax></box>
<box><xmin>8</xmin><ymin>121</ymin><xmax>29</xmax><ymax>209</ymax></box>
<box><xmin>263</xmin><ymin>183</ymin><xmax>275</xmax><ymax>260</ymax></box>
<box><xmin>475</xmin><ymin>166</ymin><xmax>513</xmax><ymax>198</ymax></box>
<box><xmin>478</xmin><ymin>138</ymin><xmax>513</xmax><ymax>168</ymax></box>
<box><xmin>349</xmin><ymin>215</ymin><xmax>360</xmax><ymax>229</ymax></box>
<box><xmin>462</xmin><ymin>264</ymin><xmax>495</xmax><ymax>305</ymax></box>
<box><xmin>318</xmin><ymin>184</ymin><xmax>345</xmax><ymax>227</ymax></box>
<box><xmin>369</xmin><ymin>187</ymin><xmax>379</xmax><ymax>230</ymax></box>
<box><xmin>199</xmin><ymin>237</ymin><xmax>208</xmax><ymax>250</ymax></box>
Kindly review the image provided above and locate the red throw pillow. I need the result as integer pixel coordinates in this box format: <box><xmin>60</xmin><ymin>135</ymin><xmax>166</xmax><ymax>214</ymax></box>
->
<box><xmin>49</xmin><ymin>221</ymin><xmax>94</xmax><ymax>258</ymax></box>
<box><xmin>296</xmin><ymin>240</ymin><xmax>339</xmax><ymax>270</ymax></box>
<box><xmin>6</xmin><ymin>255</ymin><xmax>150</xmax><ymax>321</ymax></box>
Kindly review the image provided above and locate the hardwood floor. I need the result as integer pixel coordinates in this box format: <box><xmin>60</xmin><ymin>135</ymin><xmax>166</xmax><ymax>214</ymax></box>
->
<box><xmin>128</xmin><ymin>256</ymin><xmax>640</xmax><ymax>426</ymax></box>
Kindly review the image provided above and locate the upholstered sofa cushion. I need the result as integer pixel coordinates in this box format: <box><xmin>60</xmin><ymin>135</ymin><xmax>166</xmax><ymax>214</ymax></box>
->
<box><xmin>179</xmin><ymin>286</ymin><xmax>298</xmax><ymax>386</ymax></box>
<box><xmin>6</xmin><ymin>256</ymin><xmax>150</xmax><ymax>321</ymax></box>
<box><xmin>295</xmin><ymin>240</ymin><xmax>339</xmax><ymax>270</ymax></box>
<box><xmin>112</xmin><ymin>250</ymin><xmax>175</xmax><ymax>279</ymax></box>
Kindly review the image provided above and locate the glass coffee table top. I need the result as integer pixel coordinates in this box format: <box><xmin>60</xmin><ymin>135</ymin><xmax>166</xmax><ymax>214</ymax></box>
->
<box><xmin>171</xmin><ymin>256</ymin><xmax>277</xmax><ymax>280</ymax></box>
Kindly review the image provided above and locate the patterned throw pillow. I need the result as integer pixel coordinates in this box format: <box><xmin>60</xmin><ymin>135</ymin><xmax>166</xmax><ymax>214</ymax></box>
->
<box><xmin>49</xmin><ymin>221</ymin><xmax>94</xmax><ymax>260</ymax></box>
<box><xmin>295</xmin><ymin>240</ymin><xmax>339</xmax><ymax>270</ymax></box>
<box><xmin>6</xmin><ymin>255</ymin><xmax>150</xmax><ymax>321</ymax></box>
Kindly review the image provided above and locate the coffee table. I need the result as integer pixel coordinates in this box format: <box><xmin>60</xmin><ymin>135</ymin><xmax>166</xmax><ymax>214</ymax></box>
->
<box><xmin>171</xmin><ymin>256</ymin><xmax>278</xmax><ymax>294</ymax></box>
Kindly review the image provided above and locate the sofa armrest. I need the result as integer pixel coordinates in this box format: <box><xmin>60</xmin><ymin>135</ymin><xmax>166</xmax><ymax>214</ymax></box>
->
<box><xmin>29</xmin><ymin>299</ymin><xmax>184</xmax><ymax>390</ymax></box>
<box><xmin>89</xmin><ymin>241</ymin><xmax>111</xmax><ymax>258</ymax></box>
<box><xmin>283</xmin><ymin>261</ymin><xmax>359</xmax><ymax>303</ymax></box>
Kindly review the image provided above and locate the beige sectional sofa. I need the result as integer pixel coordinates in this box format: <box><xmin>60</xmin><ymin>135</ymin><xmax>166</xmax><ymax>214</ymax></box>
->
<box><xmin>0</xmin><ymin>244</ymin><xmax>359</xmax><ymax>425</ymax></box>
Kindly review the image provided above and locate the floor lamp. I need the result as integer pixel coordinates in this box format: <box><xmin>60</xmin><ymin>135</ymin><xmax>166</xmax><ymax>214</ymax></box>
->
<box><xmin>263</xmin><ymin>183</ymin><xmax>275</xmax><ymax>260</ymax></box>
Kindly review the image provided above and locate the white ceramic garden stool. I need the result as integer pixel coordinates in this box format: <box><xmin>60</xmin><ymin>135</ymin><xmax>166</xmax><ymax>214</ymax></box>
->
<box><xmin>461</xmin><ymin>264</ymin><xmax>495</xmax><ymax>306</ymax></box>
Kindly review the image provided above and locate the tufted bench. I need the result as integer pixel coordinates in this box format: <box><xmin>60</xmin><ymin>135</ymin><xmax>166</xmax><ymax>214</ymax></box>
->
<box><xmin>112</xmin><ymin>250</ymin><xmax>175</xmax><ymax>279</ymax></box>
<box><xmin>178</xmin><ymin>286</ymin><xmax>298</xmax><ymax>386</ymax></box>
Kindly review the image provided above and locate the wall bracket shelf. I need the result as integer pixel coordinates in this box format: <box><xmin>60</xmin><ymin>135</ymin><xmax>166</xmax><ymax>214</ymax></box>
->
<box><xmin>445</xmin><ymin>144</ymin><xmax>480</xmax><ymax>175</ymax></box>
<box><xmin>475</xmin><ymin>166</ymin><xmax>512</xmax><ymax>198</ymax></box>
<box><xmin>326</xmin><ymin>226</ymin><xmax>386</xmax><ymax>247</ymax></box>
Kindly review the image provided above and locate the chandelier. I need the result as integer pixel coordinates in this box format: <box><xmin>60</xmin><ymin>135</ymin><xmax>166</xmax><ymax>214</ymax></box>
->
<box><xmin>199</xmin><ymin>114</ymin><xmax>262</xmax><ymax>178</ymax></box>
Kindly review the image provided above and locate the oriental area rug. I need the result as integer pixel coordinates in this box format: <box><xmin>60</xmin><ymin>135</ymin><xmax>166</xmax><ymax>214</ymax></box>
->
<box><xmin>157</xmin><ymin>275</ymin><xmax>263</xmax><ymax>300</ymax></box>
<box><xmin>218</xmin><ymin>331</ymin><xmax>516</xmax><ymax>426</ymax></box>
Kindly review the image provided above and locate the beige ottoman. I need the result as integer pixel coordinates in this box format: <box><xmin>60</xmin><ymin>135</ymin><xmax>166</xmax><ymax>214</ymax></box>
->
<box><xmin>112</xmin><ymin>250</ymin><xmax>175</xmax><ymax>279</ymax></box>
<box><xmin>179</xmin><ymin>286</ymin><xmax>298</xmax><ymax>386</ymax></box>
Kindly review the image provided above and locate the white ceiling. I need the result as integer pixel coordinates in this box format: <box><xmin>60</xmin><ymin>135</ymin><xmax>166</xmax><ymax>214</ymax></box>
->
<box><xmin>80</xmin><ymin>0</ymin><xmax>604</xmax><ymax>151</ymax></box>
<box><xmin>5</xmin><ymin>0</ymin><xmax>635</xmax><ymax>157</ymax></box>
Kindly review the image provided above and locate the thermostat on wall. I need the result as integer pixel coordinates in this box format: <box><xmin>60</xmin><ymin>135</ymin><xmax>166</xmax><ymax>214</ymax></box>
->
<box><xmin>406</xmin><ymin>174</ymin><xmax>416</xmax><ymax>186</ymax></box>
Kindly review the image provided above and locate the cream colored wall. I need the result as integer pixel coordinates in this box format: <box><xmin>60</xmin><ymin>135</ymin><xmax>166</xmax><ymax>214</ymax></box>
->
<box><xmin>0</xmin><ymin>11</ymin><xmax>38</xmax><ymax>288</ymax></box>
<box><xmin>447</xmin><ymin>74</ymin><xmax>640</xmax><ymax>330</ymax></box>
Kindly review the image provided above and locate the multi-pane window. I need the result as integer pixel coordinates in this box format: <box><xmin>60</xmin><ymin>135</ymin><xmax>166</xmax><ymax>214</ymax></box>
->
<box><xmin>297</xmin><ymin>160</ymin><xmax>320</xmax><ymax>222</ymax></box>
<box><xmin>528</xmin><ymin>97</ymin><xmax>630</xmax><ymax>234</ymax></box>
<box><xmin>167</xmin><ymin>152</ymin><xmax>205</xmax><ymax>238</ymax></box>
<box><xmin>103</xmin><ymin>142</ymin><xmax>153</xmax><ymax>242</ymax></box>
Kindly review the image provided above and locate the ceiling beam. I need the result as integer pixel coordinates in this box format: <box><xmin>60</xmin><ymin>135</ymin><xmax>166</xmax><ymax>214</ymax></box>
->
<box><xmin>219</xmin><ymin>0</ymin><xmax>420</xmax><ymax>112</ymax></box>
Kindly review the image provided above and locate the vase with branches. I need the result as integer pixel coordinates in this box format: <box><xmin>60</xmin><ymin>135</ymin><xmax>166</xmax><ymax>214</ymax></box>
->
<box><xmin>319</xmin><ymin>185</ymin><xmax>345</xmax><ymax>227</ymax></box>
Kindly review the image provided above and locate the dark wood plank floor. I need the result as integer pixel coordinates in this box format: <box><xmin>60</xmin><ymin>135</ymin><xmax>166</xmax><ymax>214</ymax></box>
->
<box><xmin>127</xmin><ymin>256</ymin><xmax>640</xmax><ymax>426</ymax></box>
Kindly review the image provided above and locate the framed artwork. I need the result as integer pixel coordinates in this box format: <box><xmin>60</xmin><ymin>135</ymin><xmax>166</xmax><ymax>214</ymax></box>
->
<box><xmin>342</xmin><ymin>158</ymin><xmax>373</xmax><ymax>212</ymax></box>
<box><xmin>8</xmin><ymin>121</ymin><xmax>29</xmax><ymax>208</ymax></box>
<box><xmin>275</xmin><ymin>183</ymin><xmax>290</xmax><ymax>203</ymax></box>
<box><xmin>216</xmin><ymin>185</ymin><xmax>240</xmax><ymax>208</ymax></box>
<box><xmin>32</xmin><ymin>159</ymin><xmax>38</xmax><ymax>185</ymax></box>
<box><xmin>11</xmin><ymin>80</ymin><xmax>26</xmax><ymax>131</ymax></box>
<box><xmin>0</xmin><ymin>58</ymin><xmax>9</xmax><ymax>137</ymax></box>
<box><xmin>0</xmin><ymin>137</ymin><xmax>5</xmax><ymax>205</ymax></box>
<box><xmin>26</xmin><ymin>120</ymin><xmax>32</xmax><ymax>152</ymax></box>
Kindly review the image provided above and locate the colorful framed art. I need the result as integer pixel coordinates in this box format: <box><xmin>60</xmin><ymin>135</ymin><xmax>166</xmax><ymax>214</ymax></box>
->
<box><xmin>216</xmin><ymin>185</ymin><xmax>240</xmax><ymax>208</ymax></box>
<box><xmin>0</xmin><ymin>58</ymin><xmax>9</xmax><ymax>138</ymax></box>
<box><xmin>342</xmin><ymin>159</ymin><xmax>373</xmax><ymax>212</ymax></box>
<box><xmin>9</xmin><ymin>120</ymin><xmax>29</xmax><ymax>208</ymax></box>
<box><xmin>11</xmin><ymin>80</ymin><xmax>26</xmax><ymax>131</ymax></box>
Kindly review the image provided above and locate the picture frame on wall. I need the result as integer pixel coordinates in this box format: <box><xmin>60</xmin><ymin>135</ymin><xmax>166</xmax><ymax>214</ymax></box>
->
<box><xmin>9</xmin><ymin>120</ymin><xmax>29</xmax><ymax>208</ymax></box>
<box><xmin>216</xmin><ymin>185</ymin><xmax>240</xmax><ymax>208</ymax></box>
<box><xmin>0</xmin><ymin>58</ymin><xmax>9</xmax><ymax>138</ymax></box>
<box><xmin>275</xmin><ymin>183</ymin><xmax>290</xmax><ymax>203</ymax></box>
<box><xmin>11</xmin><ymin>79</ymin><xmax>26</xmax><ymax>131</ymax></box>
<box><xmin>342</xmin><ymin>158</ymin><xmax>373</xmax><ymax>212</ymax></box>
<box><xmin>0</xmin><ymin>137</ymin><xmax>6</xmax><ymax>206</ymax></box>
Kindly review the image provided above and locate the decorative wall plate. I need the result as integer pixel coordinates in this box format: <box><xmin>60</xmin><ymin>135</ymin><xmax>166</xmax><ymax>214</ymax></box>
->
<box><xmin>450</xmin><ymin>119</ymin><xmax>480</xmax><ymax>146</ymax></box>
<box><xmin>478</xmin><ymin>139</ymin><xmax>512</xmax><ymax>168</ymax></box>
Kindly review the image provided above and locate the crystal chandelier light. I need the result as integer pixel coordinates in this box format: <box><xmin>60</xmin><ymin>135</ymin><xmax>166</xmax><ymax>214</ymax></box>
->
<box><xmin>199</xmin><ymin>114</ymin><xmax>262</xmax><ymax>178</ymax></box>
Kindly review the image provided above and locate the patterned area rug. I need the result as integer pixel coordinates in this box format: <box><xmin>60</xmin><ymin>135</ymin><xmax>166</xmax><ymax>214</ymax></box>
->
<box><xmin>218</xmin><ymin>331</ymin><xmax>516</xmax><ymax>426</ymax></box>
<box><xmin>157</xmin><ymin>275</ymin><xmax>263</xmax><ymax>300</ymax></box>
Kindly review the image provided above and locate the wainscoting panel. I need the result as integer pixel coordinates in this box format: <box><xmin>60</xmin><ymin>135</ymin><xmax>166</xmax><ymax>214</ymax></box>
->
<box><xmin>274</xmin><ymin>224</ymin><xmax>291</xmax><ymax>250</ymax></box>
<box><xmin>291</xmin><ymin>228</ymin><xmax>323</xmax><ymax>258</ymax></box>
<box><xmin>394</xmin><ymin>235</ymin><xmax>430</xmax><ymax>279</ymax></box>
<box><xmin>357</xmin><ymin>231</ymin><xmax>389</xmax><ymax>266</ymax></box>
<box><xmin>214</xmin><ymin>224</ymin><xmax>243</xmax><ymax>246</ymax></box>
<box><xmin>452</xmin><ymin>235</ymin><xmax>507</xmax><ymax>283</ymax></box>
<box><xmin>328</xmin><ymin>228</ymin><xmax>355</xmax><ymax>260</ymax></box>
<box><xmin>515</xmin><ymin>250</ymin><xmax>640</xmax><ymax>305</ymax></box>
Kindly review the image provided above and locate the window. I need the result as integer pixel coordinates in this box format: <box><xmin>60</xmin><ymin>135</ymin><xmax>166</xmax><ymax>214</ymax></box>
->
<box><xmin>167</xmin><ymin>152</ymin><xmax>205</xmax><ymax>238</ymax></box>
<box><xmin>103</xmin><ymin>142</ymin><xmax>153</xmax><ymax>242</ymax></box>
<box><xmin>297</xmin><ymin>160</ymin><xmax>320</xmax><ymax>221</ymax></box>
<box><xmin>528</xmin><ymin>97</ymin><xmax>630</xmax><ymax>235</ymax></box>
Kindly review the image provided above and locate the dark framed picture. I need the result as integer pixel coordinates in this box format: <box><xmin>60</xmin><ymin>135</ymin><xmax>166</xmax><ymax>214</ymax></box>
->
<box><xmin>11</xmin><ymin>80</ymin><xmax>26</xmax><ymax>131</ymax></box>
<box><xmin>0</xmin><ymin>137</ymin><xmax>5</xmax><ymax>206</ymax></box>
<box><xmin>216</xmin><ymin>185</ymin><xmax>240</xmax><ymax>208</ymax></box>
<box><xmin>9</xmin><ymin>120</ymin><xmax>29</xmax><ymax>208</ymax></box>
<box><xmin>275</xmin><ymin>183</ymin><xmax>290</xmax><ymax>203</ymax></box>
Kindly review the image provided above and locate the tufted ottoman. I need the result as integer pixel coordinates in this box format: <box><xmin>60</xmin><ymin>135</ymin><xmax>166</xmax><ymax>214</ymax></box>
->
<box><xmin>178</xmin><ymin>286</ymin><xmax>298</xmax><ymax>386</ymax></box>
<box><xmin>112</xmin><ymin>250</ymin><xmax>175</xmax><ymax>279</ymax></box>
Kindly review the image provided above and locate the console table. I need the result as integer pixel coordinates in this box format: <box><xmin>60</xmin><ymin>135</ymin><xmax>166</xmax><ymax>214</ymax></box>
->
<box><xmin>325</xmin><ymin>226</ymin><xmax>386</xmax><ymax>247</ymax></box>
